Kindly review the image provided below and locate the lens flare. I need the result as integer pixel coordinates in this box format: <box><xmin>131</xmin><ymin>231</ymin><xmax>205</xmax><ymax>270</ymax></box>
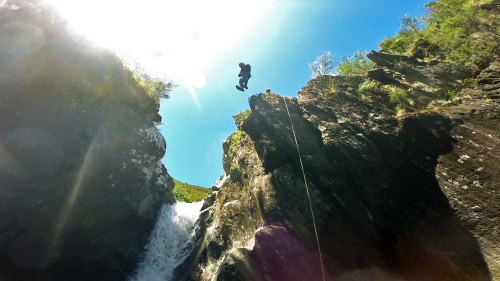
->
<box><xmin>48</xmin><ymin>139</ymin><xmax>96</xmax><ymax>259</ymax></box>
<box><xmin>189</xmin><ymin>72</ymin><xmax>206</xmax><ymax>89</ymax></box>
<box><xmin>44</xmin><ymin>0</ymin><xmax>274</xmax><ymax>105</ymax></box>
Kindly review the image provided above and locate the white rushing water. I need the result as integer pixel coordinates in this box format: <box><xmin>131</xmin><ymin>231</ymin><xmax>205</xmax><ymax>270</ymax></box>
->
<box><xmin>130</xmin><ymin>201</ymin><xmax>204</xmax><ymax>281</ymax></box>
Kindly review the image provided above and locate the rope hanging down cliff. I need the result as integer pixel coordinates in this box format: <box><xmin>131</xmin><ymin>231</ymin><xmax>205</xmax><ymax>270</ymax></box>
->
<box><xmin>282</xmin><ymin>96</ymin><xmax>326</xmax><ymax>281</ymax></box>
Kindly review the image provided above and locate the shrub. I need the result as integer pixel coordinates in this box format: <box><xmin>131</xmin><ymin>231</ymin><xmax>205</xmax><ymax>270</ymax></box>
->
<box><xmin>379</xmin><ymin>0</ymin><xmax>498</xmax><ymax>65</ymax></box>
<box><xmin>234</xmin><ymin>110</ymin><xmax>251</xmax><ymax>127</ymax></box>
<box><xmin>387</xmin><ymin>86</ymin><xmax>408</xmax><ymax>104</ymax></box>
<box><xmin>423</xmin><ymin>0</ymin><xmax>497</xmax><ymax>65</ymax></box>
<box><xmin>379</xmin><ymin>31</ymin><xmax>421</xmax><ymax>55</ymax></box>
<box><xmin>229</xmin><ymin>130</ymin><xmax>243</xmax><ymax>159</ymax></box>
<box><xmin>335</xmin><ymin>51</ymin><xmax>375</xmax><ymax>76</ymax></box>
<box><xmin>128</xmin><ymin>65</ymin><xmax>174</xmax><ymax>106</ymax></box>
<box><xmin>358</xmin><ymin>79</ymin><xmax>381</xmax><ymax>94</ymax></box>
<box><xmin>382</xmin><ymin>85</ymin><xmax>411</xmax><ymax>111</ymax></box>
<box><xmin>379</xmin><ymin>14</ymin><xmax>424</xmax><ymax>54</ymax></box>
<box><xmin>135</xmin><ymin>72</ymin><xmax>174</xmax><ymax>106</ymax></box>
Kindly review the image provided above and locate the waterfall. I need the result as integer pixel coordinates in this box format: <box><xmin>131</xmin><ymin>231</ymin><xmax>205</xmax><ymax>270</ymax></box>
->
<box><xmin>130</xmin><ymin>201</ymin><xmax>204</xmax><ymax>281</ymax></box>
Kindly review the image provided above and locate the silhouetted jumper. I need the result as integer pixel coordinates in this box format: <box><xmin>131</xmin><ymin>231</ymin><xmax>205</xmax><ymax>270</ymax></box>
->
<box><xmin>236</xmin><ymin>62</ymin><xmax>251</xmax><ymax>92</ymax></box>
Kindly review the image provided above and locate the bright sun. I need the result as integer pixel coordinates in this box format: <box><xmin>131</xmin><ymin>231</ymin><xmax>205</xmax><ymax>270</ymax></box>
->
<box><xmin>43</xmin><ymin>0</ymin><xmax>273</xmax><ymax>92</ymax></box>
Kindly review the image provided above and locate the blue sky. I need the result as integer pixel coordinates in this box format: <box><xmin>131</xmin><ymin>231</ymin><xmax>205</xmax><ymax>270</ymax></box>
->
<box><xmin>157</xmin><ymin>0</ymin><xmax>429</xmax><ymax>187</ymax></box>
<box><xmin>47</xmin><ymin>0</ymin><xmax>429</xmax><ymax>187</ymax></box>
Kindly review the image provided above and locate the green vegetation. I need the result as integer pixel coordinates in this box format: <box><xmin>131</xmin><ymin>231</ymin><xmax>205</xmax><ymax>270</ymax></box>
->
<box><xmin>386</xmin><ymin>86</ymin><xmax>408</xmax><ymax>105</ymax></box>
<box><xmin>425</xmin><ymin>0</ymin><xmax>497</xmax><ymax>64</ymax></box>
<box><xmin>240</xmin><ymin>185</ymin><xmax>248</xmax><ymax>196</ymax></box>
<box><xmin>379</xmin><ymin>14</ymin><xmax>425</xmax><ymax>55</ymax></box>
<box><xmin>231</xmin><ymin>162</ymin><xmax>238</xmax><ymax>170</ymax></box>
<box><xmin>172</xmin><ymin>179</ymin><xmax>211</xmax><ymax>203</ymax></box>
<box><xmin>461</xmin><ymin>78</ymin><xmax>477</xmax><ymax>88</ymax></box>
<box><xmin>437</xmin><ymin>88</ymin><xmax>458</xmax><ymax>100</ymax></box>
<box><xmin>382</xmin><ymin>85</ymin><xmax>415</xmax><ymax>112</ymax></box>
<box><xmin>131</xmin><ymin>67</ymin><xmax>175</xmax><ymax>106</ymax></box>
<box><xmin>335</xmin><ymin>51</ymin><xmax>375</xmax><ymax>76</ymax></box>
<box><xmin>308</xmin><ymin>0</ymin><xmax>498</xmax><ymax>113</ymax></box>
<box><xmin>379</xmin><ymin>0</ymin><xmax>498</xmax><ymax>65</ymax></box>
<box><xmin>234</xmin><ymin>110</ymin><xmax>251</xmax><ymax>127</ymax></box>
<box><xmin>229</xmin><ymin>130</ymin><xmax>243</xmax><ymax>160</ymax></box>
<box><xmin>358</xmin><ymin>79</ymin><xmax>381</xmax><ymax>94</ymax></box>
<box><xmin>308</xmin><ymin>51</ymin><xmax>375</xmax><ymax>78</ymax></box>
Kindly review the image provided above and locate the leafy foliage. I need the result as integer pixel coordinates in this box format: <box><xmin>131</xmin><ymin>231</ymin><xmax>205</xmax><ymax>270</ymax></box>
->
<box><xmin>423</xmin><ymin>0</ymin><xmax>497</xmax><ymax>65</ymax></box>
<box><xmin>173</xmin><ymin>179</ymin><xmax>211</xmax><ymax>203</ymax></box>
<box><xmin>335</xmin><ymin>51</ymin><xmax>375</xmax><ymax>76</ymax></box>
<box><xmin>309</xmin><ymin>51</ymin><xmax>334</xmax><ymax>78</ymax></box>
<box><xmin>358</xmin><ymin>79</ymin><xmax>381</xmax><ymax>94</ymax></box>
<box><xmin>382</xmin><ymin>85</ymin><xmax>416</xmax><ymax>113</ymax></box>
<box><xmin>234</xmin><ymin>110</ymin><xmax>251</xmax><ymax>127</ymax></box>
<box><xmin>400</xmin><ymin>14</ymin><xmax>426</xmax><ymax>33</ymax></box>
<box><xmin>229</xmin><ymin>130</ymin><xmax>243</xmax><ymax>160</ymax></box>
<box><xmin>131</xmin><ymin>67</ymin><xmax>174</xmax><ymax>106</ymax></box>
<box><xmin>379</xmin><ymin>15</ymin><xmax>425</xmax><ymax>55</ymax></box>
<box><xmin>379</xmin><ymin>14</ymin><xmax>426</xmax><ymax>55</ymax></box>
<box><xmin>378</xmin><ymin>0</ymin><xmax>498</xmax><ymax>65</ymax></box>
<box><xmin>386</xmin><ymin>86</ymin><xmax>408</xmax><ymax>105</ymax></box>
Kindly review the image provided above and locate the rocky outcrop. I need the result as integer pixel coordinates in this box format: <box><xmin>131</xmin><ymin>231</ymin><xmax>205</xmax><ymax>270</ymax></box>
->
<box><xmin>182</xmin><ymin>48</ymin><xmax>498</xmax><ymax>281</ymax></box>
<box><xmin>367</xmin><ymin>50</ymin><xmax>474</xmax><ymax>108</ymax></box>
<box><xmin>0</xmin><ymin>2</ymin><xmax>174</xmax><ymax>280</ymax></box>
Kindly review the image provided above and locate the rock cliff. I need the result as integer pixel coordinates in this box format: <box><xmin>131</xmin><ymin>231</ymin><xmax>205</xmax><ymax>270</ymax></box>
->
<box><xmin>0</xmin><ymin>2</ymin><xmax>174</xmax><ymax>280</ymax></box>
<box><xmin>2</xmin><ymin>1</ymin><xmax>499</xmax><ymax>280</ymax></box>
<box><xmin>181</xmin><ymin>42</ymin><xmax>499</xmax><ymax>281</ymax></box>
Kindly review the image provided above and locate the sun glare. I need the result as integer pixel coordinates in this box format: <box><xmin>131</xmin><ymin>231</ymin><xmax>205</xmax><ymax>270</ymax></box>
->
<box><xmin>43</xmin><ymin>0</ymin><xmax>273</xmax><ymax>94</ymax></box>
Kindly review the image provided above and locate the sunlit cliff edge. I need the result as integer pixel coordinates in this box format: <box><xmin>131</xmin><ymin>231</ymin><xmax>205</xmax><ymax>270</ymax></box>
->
<box><xmin>0</xmin><ymin>2</ymin><xmax>175</xmax><ymax>280</ymax></box>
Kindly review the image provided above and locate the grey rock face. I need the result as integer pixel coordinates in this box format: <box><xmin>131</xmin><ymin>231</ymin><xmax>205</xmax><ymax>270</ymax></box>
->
<box><xmin>184</xmin><ymin>55</ymin><xmax>498</xmax><ymax>281</ymax></box>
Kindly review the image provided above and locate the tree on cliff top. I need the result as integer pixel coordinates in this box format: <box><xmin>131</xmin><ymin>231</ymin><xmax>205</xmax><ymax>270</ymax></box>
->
<box><xmin>379</xmin><ymin>0</ymin><xmax>498</xmax><ymax>65</ymax></box>
<box><xmin>309</xmin><ymin>51</ymin><xmax>374</xmax><ymax>78</ymax></box>
<box><xmin>309</xmin><ymin>51</ymin><xmax>334</xmax><ymax>78</ymax></box>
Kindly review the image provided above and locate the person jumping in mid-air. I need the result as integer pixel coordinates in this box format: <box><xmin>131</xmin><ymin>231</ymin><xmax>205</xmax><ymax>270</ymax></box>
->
<box><xmin>236</xmin><ymin>62</ymin><xmax>251</xmax><ymax>92</ymax></box>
